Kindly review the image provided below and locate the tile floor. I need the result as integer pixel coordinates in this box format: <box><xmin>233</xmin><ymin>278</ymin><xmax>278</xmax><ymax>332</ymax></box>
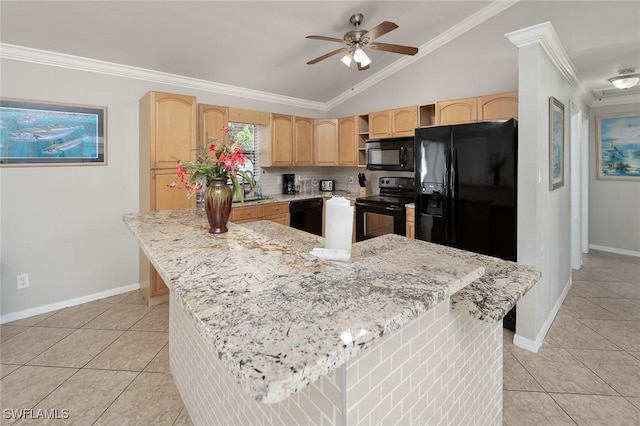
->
<box><xmin>503</xmin><ymin>249</ymin><xmax>640</xmax><ymax>425</ymax></box>
<box><xmin>1</xmin><ymin>292</ymin><xmax>191</xmax><ymax>425</ymax></box>
<box><xmin>1</xmin><ymin>249</ymin><xmax>639</xmax><ymax>425</ymax></box>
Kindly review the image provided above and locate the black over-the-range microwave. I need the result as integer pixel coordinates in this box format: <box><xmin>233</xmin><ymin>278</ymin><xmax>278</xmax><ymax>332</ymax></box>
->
<box><xmin>365</xmin><ymin>136</ymin><xmax>414</xmax><ymax>172</ymax></box>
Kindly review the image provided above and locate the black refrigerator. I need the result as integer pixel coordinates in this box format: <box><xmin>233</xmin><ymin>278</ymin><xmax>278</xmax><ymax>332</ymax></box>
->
<box><xmin>414</xmin><ymin>119</ymin><xmax>518</xmax><ymax>328</ymax></box>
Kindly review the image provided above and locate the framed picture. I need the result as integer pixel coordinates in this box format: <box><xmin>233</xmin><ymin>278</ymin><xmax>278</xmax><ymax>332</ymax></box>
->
<box><xmin>549</xmin><ymin>96</ymin><xmax>564</xmax><ymax>190</ymax></box>
<box><xmin>596</xmin><ymin>112</ymin><xmax>640</xmax><ymax>181</ymax></box>
<box><xmin>0</xmin><ymin>98</ymin><xmax>106</xmax><ymax>166</ymax></box>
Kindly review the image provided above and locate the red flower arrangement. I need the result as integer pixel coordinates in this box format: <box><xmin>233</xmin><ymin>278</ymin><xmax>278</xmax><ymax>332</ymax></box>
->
<box><xmin>169</xmin><ymin>126</ymin><xmax>253</xmax><ymax>200</ymax></box>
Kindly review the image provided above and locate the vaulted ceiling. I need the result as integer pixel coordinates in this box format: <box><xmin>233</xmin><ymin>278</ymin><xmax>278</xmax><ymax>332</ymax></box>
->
<box><xmin>2</xmin><ymin>1</ymin><xmax>639</xmax><ymax>107</ymax></box>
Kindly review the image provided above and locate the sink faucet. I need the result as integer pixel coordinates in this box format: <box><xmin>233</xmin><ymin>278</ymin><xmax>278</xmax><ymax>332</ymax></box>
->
<box><xmin>243</xmin><ymin>171</ymin><xmax>255</xmax><ymax>196</ymax></box>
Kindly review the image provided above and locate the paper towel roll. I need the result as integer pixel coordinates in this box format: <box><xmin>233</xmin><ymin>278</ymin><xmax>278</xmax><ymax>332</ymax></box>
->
<box><xmin>324</xmin><ymin>196</ymin><xmax>354</xmax><ymax>252</ymax></box>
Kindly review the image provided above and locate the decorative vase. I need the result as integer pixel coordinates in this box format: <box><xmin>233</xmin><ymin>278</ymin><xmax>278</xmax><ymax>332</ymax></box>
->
<box><xmin>204</xmin><ymin>177</ymin><xmax>233</xmax><ymax>234</ymax></box>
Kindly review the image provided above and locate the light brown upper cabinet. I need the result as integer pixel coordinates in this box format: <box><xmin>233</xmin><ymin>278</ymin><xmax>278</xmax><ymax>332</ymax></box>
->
<box><xmin>478</xmin><ymin>91</ymin><xmax>518</xmax><ymax>121</ymax></box>
<box><xmin>436</xmin><ymin>97</ymin><xmax>478</xmax><ymax>125</ymax></box>
<box><xmin>198</xmin><ymin>104</ymin><xmax>228</xmax><ymax>146</ymax></box>
<box><xmin>418</xmin><ymin>104</ymin><xmax>436</xmax><ymax>127</ymax></box>
<box><xmin>436</xmin><ymin>92</ymin><xmax>518</xmax><ymax>125</ymax></box>
<box><xmin>356</xmin><ymin>115</ymin><xmax>369</xmax><ymax>167</ymax></box>
<box><xmin>142</xmin><ymin>91</ymin><xmax>197</xmax><ymax>170</ymax></box>
<box><xmin>391</xmin><ymin>107</ymin><xmax>418</xmax><ymax>136</ymax></box>
<box><xmin>369</xmin><ymin>106</ymin><xmax>418</xmax><ymax>138</ymax></box>
<box><xmin>338</xmin><ymin>116</ymin><xmax>357</xmax><ymax>167</ymax></box>
<box><xmin>314</xmin><ymin>119</ymin><xmax>339</xmax><ymax>166</ymax></box>
<box><xmin>264</xmin><ymin>113</ymin><xmax>293</xmax><ymax>167</ymax></box>
<box><xmin>369</xmin><ymin>111</ymin><xmax>392</xmax><ymax>139</ymax></box>
<box><xmin>262</xmin><ymin>114</ymin><xmax>315</xmax><ymax>167</ymax></box>
<box><xmin>228</xmin><ymin>107</ymin><xmax>270</xmax><ymax>125</ymax></box>
<box><xmin>293</xmin><ymin>117</ymin><xmax>314</xmax><ymax>166</ymax></box>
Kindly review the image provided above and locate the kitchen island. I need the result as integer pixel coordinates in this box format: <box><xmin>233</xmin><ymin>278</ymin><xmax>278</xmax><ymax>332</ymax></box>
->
<box><xmin>123</xmin><ymin>209</ymin><xmax>540</xmax><ymax>425</ymax></box>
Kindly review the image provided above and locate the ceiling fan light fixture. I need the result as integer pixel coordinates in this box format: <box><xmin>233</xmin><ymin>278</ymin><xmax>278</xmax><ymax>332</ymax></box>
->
<box><xmin>340</xmin><ymin>53</ymin><xmax>353</xmax><ymax>67</ymax></box>
<box><xmin>305</xmin><ymin>13</ymin><xmax>417</xmax><ymax>71</ymax></box>
<box><xmin>353</xmin><ymin>47</ymin><xmax>371</xmax><ymax>66</ymax></box>
<box><xmin>608</xmin><ymin>68</ymin><xmax>640</xmax><ymax>89</ymax></box>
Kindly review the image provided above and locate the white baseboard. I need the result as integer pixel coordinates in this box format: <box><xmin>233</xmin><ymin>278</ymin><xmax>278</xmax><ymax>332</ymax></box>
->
<box><xmin>0</xmin><ymin>283</ymin><xmax>140</xmax><ymax>324</ymax></box>
<box><xmin>589</xmin><ymin>244</ymin><xmax>640</xmax><ymax>258</ymax></box>
<box><xmin>513</xmin><ymin>277</ymin><xmax>572</xmax><ymax>353</ymax></box>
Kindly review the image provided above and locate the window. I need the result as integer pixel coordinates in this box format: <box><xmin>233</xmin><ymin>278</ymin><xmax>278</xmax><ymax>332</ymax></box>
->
<box><xmin>228</xmin><ymin>122</ymin><xmax>259</xmax><ymax>182</ymax></box>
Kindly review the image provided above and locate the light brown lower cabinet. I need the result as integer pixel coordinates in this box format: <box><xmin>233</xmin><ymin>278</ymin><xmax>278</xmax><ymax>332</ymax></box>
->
<box><xmin>406</xmin><ymin>207</ymin><xmax>415</xmax><ymax>239</ymax></box>
<box><xmin>263</xmin><ymin>202</ymin><xmax>289</xmax><ymax>225</ymax></box>
<box><xmin>230</xmin><ymin>202</ymin><xmax>289</xmax><ymax>226</ymax></box>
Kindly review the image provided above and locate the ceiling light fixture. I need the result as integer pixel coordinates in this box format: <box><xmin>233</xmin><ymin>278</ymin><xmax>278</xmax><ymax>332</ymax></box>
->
<box><xmin>340</xmin><ymin>53</ymin><xmax>353</xmax><ymax>67</ymax></box>
<box><xmin>340</xmin><ymin>52</ymin><xmax>353</xmax><ymax>67</ymax></box>
<box><xmin>608</xmin><ymin>68</ymin><xmax>640</xmax><ymax>89</ymax></box>
<box><xmin>352</xmin><ymin>45</ymin><xmax>371</xmax><ymax>67</ymax></box>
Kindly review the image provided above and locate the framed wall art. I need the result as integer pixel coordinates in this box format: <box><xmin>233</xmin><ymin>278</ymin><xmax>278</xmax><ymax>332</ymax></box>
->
<box><xmin>0</xmin><ymin>98</ymin><xmax>106</xmax><ymax>166</ymax></box>
<box><xmin>596</xmin><ymin>112</ymin><xmax>640</xmax><ymax>181</ymax></box>
<box><xmin>549</xmin><ymin>96</ymin><xmax>565</xmax><ymax>190</ymax></box>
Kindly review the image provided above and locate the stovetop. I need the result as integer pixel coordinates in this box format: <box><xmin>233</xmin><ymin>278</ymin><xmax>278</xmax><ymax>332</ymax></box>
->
<box><xmin>356</xmin><ymin>177</ymin><xmax>415</xmax><ymax>207</ymax></box>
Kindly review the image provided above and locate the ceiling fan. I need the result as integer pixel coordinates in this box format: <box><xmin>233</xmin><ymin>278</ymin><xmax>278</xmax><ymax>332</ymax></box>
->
<box><xmin>306</xmin><ymin>13</ymin><xmax>418</xmax><ymax>71</ymax></box>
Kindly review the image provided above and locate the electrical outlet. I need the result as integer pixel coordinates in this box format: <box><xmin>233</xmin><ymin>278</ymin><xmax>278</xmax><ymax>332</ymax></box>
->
<box><xmin>276</xmin><ymin>175</ymin><xmax>282</xmax><ymax>184</ymax></box>
<box><xmin>17</xmin><ymin>273</ymin><xmax>29</xmax><ymax>289</ymax></box>
<box><xmin>348</xmin><ymin>176</ymin><xmax>354</xmax><ymax>183</ymax></box>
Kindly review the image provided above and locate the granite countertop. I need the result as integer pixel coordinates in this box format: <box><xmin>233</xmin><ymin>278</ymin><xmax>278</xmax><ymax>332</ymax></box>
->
<box><xmin>123</xmin><ymin>209</ymin><xmax>539</xmax><ymax>404</ymax></box>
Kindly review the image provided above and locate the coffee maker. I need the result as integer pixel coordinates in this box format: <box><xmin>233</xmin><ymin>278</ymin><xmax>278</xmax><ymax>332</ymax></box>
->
<box><xmin>282</xmin><ymin>173</ymin><xmax>296</xmax><ymax>194</ymax></box>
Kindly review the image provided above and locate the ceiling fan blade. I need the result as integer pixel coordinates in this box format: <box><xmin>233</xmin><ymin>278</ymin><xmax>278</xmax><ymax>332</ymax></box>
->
<box><xmin>306</xmin><ymin>35</ymin><xmax>346</xmax><ymax>44</ymax></box>
<box><xmin>369</xmin><ymin>42</ymin><xmax>418</xmax><ymax>56</ymax></box>
<box><xmin>357</xmin><ymin>62</ymin><xmax>370</xmax><ymax>71</ymax></box>
<box><xmin>307</xmin><ymin>47</ymin><xmax>348</xmax><ymax>65</ymax></box>
<box><xmin>363</xmin><ymin>21</ymin><xmax>398</xmax><ymax>41</ymax></box>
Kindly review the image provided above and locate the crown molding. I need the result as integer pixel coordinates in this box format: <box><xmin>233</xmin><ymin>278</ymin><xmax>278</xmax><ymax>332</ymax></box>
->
<box><xmin>0</xmin><ymin>43</ymin><xmax>327</xmax><ymax>111</ymax></box>
<box><xmin>504</xmin><ymin>21</ymin><xmax>596</xmax><ymax>106</ymax></box>
<box><xmin>326</xmin><ymin>0</ymin><xmax>521</xmax><ymax>110</ymax></box>
<box><xmin>590</xmin><ymin>92</ymin><xmax>640</xmax><ymax>107</ymax></box>
<box><xmin>2</xmin><ymin>1</ymin><xmax>520</xmax><ymax>113</ymax></box>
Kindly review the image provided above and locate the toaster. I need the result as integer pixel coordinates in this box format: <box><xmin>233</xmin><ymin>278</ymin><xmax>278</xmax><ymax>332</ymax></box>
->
<box><xmin>319</xmin><ymin>180</ymin><xmax>335</xmax><ymax>192</ymax></box>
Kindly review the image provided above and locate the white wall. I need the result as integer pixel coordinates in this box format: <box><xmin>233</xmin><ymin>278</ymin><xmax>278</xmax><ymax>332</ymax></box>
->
<box><xmin>513</xmin><ymin>42</ymin><xmax>589</xmax><ymax>349</ymax></box>
<box><xmin>588</xmin><ymin>102</ymin><xmax>640</xmax><ymax>254</ymax></box>
<box><xmin>0</xmin><ymin>59</ymin><xmax>324</xmax><ymax>320</ymax></box>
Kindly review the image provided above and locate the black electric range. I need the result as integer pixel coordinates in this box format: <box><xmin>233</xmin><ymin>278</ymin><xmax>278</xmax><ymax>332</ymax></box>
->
<box><xmin>355</xmin><ymin>177</ymin><xmax>415</xmax><ymax>241</ymax></box>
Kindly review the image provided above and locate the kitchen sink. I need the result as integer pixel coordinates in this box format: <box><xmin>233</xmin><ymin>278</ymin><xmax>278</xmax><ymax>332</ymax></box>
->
<box><xmin>233</xmin><ymin>196</ymin><xmax>269</xmax><ymax>203</ymax></box>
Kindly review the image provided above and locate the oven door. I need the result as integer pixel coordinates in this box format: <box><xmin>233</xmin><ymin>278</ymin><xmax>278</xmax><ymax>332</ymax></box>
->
<box><xmin>355</xmin><ymin>201</ymin><xmax>406</xmax><ymax>242</ymax></box>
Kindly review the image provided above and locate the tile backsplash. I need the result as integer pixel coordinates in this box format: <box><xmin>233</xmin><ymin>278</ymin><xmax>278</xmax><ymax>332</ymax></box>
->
<box><xmin>256</xmin><ymin>167</ymin><xmax>414</xmax><ymax>197</ymax></box>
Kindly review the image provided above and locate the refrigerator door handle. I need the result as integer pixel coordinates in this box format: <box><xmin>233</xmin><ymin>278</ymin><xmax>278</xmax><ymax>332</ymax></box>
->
<box><xmin>444</xmin><ymin>148</ymin><xmax>450</xmax><ymax>197</ymax></box>
<box><xmin>451</xmin><ymin>148</ymin><xmax>457</xmax><ymax>245</ymax></box>
<box><xmin>444</xmin><ymin>148</ymin><xmax>451</xmax><ymax>243</ymax></box>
